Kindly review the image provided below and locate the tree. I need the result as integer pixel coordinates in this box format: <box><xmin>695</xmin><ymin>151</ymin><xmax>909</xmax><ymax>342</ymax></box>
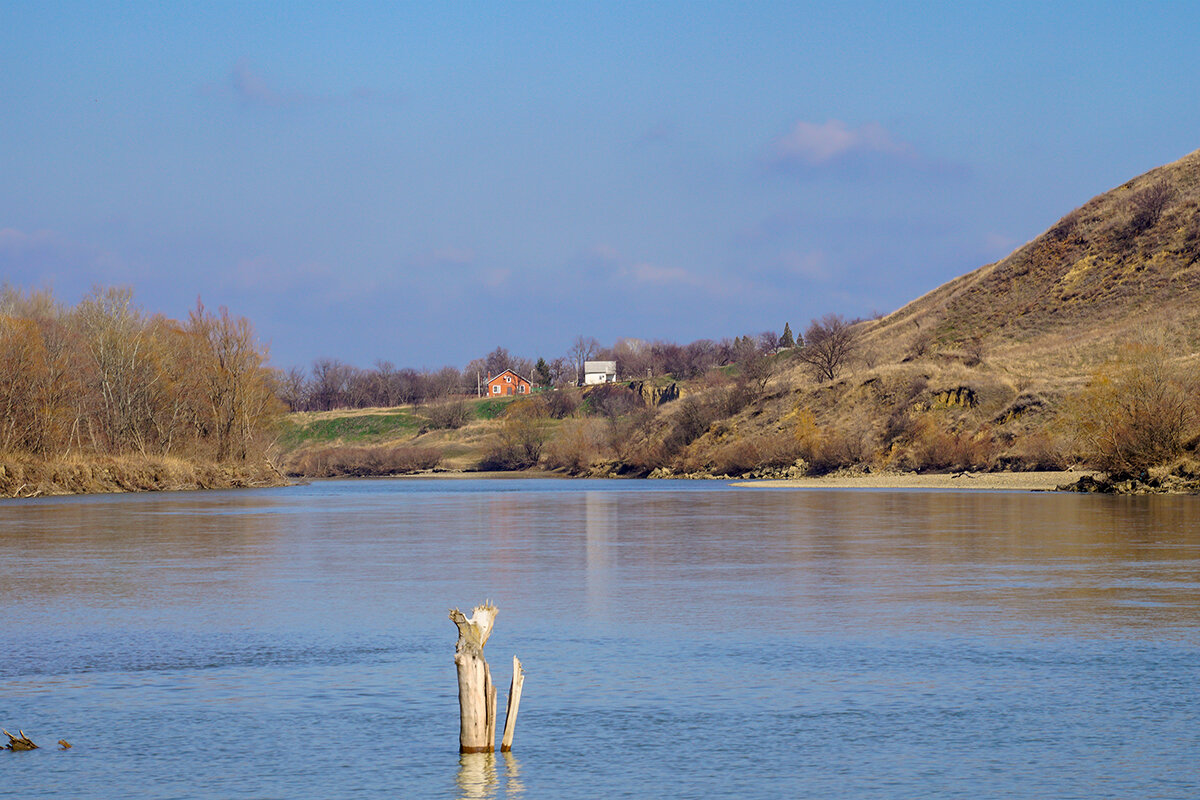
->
<box><xmin>533</xmin><ymin>357</ymin><xmax>552</xmax><ymax>387</ymax></box>
<box><xmin>484</xmin><ymin>346</ymin><xmax>514</xmax><ymax>378</ymax></box>
<box><xmin>568</xmin><ymin>335</ymin><xmax>600</xmax><ymax>386</ymax></box>
<box><xmin>186</xmin><ymin>300</ymin><xmax>281</xmax><ymax>461</ymax></box>
<box><xmin>309</xmin><ymin>358</ymin><xmax>354</xmax><ymax>411</ymax></box>
<box><xmin>797</xmin><ymin>314</ymin><xmax>859</xmax><ymax>382</ymax></box>
<box><xmin>779</xmin><ymin>322</ymin><xmax>795</xmax><ymax>349</ymax></box>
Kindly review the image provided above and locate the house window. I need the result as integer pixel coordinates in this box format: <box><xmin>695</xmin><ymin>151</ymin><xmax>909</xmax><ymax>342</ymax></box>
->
<box><xmin>518</xmin><ymin>385</ymin><xmax>526</xmax><ymax>393</ymax></box>
<box><xmin>492</xmin><ymin>385</ymin><xmax>500</xmax><ymax>394</ymax></box>
<box><xmin>505</xmin><ymin>376</ymin><xmax>512</xmax><ymax>383</ymax></box>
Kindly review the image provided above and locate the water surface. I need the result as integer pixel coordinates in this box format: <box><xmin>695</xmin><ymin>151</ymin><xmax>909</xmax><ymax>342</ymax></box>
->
<box><xmin>3</xmin><ymin>479</ymin><xmax>1199</xmax><ymax>798</ymax></box>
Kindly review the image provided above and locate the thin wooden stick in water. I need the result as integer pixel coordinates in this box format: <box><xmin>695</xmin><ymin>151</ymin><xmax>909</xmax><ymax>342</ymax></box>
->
<box><xmin>500</xmin><ymin>656</ymin><xmax>525</xmax><ymax>752</ymax></box>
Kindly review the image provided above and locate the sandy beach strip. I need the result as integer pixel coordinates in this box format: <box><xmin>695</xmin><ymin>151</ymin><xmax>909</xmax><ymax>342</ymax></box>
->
<box><xmin>731</xmin><ymin>471</ymin><xmax>1092</xmax><ymax>492</ymax></box>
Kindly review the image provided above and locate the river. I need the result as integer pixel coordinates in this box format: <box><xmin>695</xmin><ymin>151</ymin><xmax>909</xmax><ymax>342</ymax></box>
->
<box><xmin>3</xmin><ymin>479</ymin><xmax>1199</xmax><ymax>798</ymax></box>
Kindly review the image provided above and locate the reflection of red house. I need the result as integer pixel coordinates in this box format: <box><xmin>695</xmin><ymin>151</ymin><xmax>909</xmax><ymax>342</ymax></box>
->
<box><xmin>486</xmin><ymin>369</ymin><xmax>532</xmax><ymax>397</ymax></box>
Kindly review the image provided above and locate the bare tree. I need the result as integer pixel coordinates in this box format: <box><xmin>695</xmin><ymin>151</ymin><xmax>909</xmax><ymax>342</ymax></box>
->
<box><xmin>309</xmin><ymin>358</ymin><xmax>354</xmax><ymax>411</ymax></box>
<box><xmin>277</xmin><ymin>366</ymin><xmax>309</xmax><ymax>411</ymax></box>
<box><xmin>797</xmin><ymin>314</ymin><xmax>859</xmax><ymax>382</ymax></box>
<box><xmin>568</xmin><ymin>335</ymin><xmax>600</xmax><ymax>386</ymax></box>
<box><xmin>484</xmin><ymin>346</ymin><xmax>514</xmax><ymax>378</ymax></box>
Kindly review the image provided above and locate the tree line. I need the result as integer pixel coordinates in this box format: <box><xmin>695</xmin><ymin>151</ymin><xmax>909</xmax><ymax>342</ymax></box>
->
<box><xmin>278</xmin><ymin>315</ymin><xmax>866</xmax><ymax>413</ymax></box>
<box><xmin>0</xmin><ymin>286</ymin><xmax>280</xmax><ymax>461</ymax></box>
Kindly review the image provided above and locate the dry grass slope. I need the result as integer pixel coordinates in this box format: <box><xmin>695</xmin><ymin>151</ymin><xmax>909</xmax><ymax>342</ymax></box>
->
<box><xmin>864</xmin><ymin>148</ymin><xmax>1200</xmax><ymax>373</ymax></box>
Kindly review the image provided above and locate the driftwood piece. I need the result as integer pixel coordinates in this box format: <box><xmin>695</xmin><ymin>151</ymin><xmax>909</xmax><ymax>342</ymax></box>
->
<box><xmin>4</xmin><ymin>729</ymin><xmax>38</xmax><ymax>751</ymax></box>
<box><xmin>58</xmin><ymin>740</ymin><xmax>72</xmax><ymax>750</ymax></box>
<box><xmin>500</xmin><ymin>655</ymin><xmax>525</xmax><ymax>752</ymax></box>
<box><xmin>450</xmin><ymin>604</ymin><xmax>500</xmax><ymax>754</ymax></box>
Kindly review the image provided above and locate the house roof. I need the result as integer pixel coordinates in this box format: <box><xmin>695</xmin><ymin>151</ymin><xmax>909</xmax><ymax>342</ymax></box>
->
<box><xmin>584</xmin><ymin>360</ymin><xmax>616</xmax><ymax>372</ymax></box>
<box><xmin>485</xmin><ymin>369</ymin><xmax>531</xmax><ymax>384</ymax></box>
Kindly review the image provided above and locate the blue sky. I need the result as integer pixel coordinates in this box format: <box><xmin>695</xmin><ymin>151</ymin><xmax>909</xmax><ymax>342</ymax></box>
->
<box><xmin>4</xmin><ymin>1</ymin><xmax>1199</xmax><ymax>370</ymax></box>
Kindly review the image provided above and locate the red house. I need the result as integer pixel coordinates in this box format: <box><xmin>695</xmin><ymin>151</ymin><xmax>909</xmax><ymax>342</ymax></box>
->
<box><xmin>486</xmin><ymin>369</ymin><xmax>532</xmax><ymax>397</ymax></box>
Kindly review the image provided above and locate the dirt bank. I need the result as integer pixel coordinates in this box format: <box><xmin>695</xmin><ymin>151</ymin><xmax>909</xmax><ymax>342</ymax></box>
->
<box><xmin>732</xmin><ymin>470</ymin><xmax>1092</xmax><ymax>492</ymax></box>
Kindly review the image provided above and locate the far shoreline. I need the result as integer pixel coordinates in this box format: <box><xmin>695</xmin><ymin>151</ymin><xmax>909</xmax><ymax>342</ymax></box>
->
<box><xmin>731</xmin><ymin>470</ymin><xmax>1092</xmax><ymax>492</ymax></box>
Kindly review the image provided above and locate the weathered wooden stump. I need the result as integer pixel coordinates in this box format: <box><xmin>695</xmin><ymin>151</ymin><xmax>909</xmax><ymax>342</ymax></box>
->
<box><xmin>450</xmin><ymin>603</ymin><xmax>524</xmax><ymax>754</ymax></box>
<box><xmin>450</xmin><ymin>604</ymin><xmax>499</xmax><ymax>753</ymax></box>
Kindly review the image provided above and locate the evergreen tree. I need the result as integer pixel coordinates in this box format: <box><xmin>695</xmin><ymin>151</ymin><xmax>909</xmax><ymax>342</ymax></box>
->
<box><xmin>779</xmin><ymin>322</ymin><xmax>795</xmax><ymax>349</ymax></box>
<box><xmin>533</xmin><ymin>357</ymin><xmax>552</xmax><ymax>387</ymax></box>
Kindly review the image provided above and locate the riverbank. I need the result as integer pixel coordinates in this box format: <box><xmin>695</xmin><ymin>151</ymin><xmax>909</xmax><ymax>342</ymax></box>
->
<box><xmin>733</xmin><ymin>470</ymin><xmax>1092</xmax><ymax>492</ymax></box>
<box><xmin>0</xmin><ymin>454</ymin><xmax>289</xmax><ymax>499</ymax></box>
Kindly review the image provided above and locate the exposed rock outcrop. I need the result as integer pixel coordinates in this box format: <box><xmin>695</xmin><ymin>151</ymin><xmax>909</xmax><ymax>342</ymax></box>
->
<box><xmin>626</xmin><ymin>381</ymin><xmax>682</xmax><ymax>406</ymax></box>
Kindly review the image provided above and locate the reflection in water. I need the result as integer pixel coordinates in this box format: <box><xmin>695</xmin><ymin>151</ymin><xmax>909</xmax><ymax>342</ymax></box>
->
<box><xmin>453</xmin><ymin>751</ymin><xmax>524</xmax><ymax>799</ymax></box>
<box><xmin>455</xmin><ymin>753</ymin><xmax>497</xmax><ymax>800</ymax></box>
<box><xmin>502</xmin><ymin>751</ymin><xmax>524</xmax><ymax>797</ymax></box>
<box><xmin>585</xmin><ymin>491</ymin><xmax>616</xmax><ymax>620</ymax></box>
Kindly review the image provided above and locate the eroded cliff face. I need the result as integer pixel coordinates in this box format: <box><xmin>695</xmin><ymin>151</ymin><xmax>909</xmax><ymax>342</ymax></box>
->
<box><xmin>626</xmin><ymin>381</ymin><xmax>682</xmax><ymax>406</ymax></box>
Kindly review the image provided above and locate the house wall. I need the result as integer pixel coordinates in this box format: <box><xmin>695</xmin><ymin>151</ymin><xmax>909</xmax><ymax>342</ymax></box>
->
<box><xmin>485</xmin><ymin>371</ymin><xmax>532</xmax><ymax>396</ymax></box>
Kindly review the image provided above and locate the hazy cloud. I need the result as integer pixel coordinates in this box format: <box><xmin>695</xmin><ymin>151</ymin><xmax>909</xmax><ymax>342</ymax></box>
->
<box><xmin>769</xmin><ymin>119</ymin><xmax>913</xmax><ymax>167</ymax></box>
<box><xmin>201</xmin><ymin>60</ymin><xmax>400</xmax><ymax>108</ymax></box>
<box><xmin>225</xmin><ymin>255</ymin><xmax>334</xmax><ymax>291</ymax></box>
<box><xmin>619</xmin><ymin>262</ymin><xmax>727</xmax><ymax>294</ymax></box>
<box><xmin>633</xmin><ymin>121</ymin><xmax>676</xmax><ymax>147</ymax></box>
<box><xmin>983</xmin><ymin>231</ymin><xmax>1020</xmax><ymax>256</ymax></box>
<box><xmin>430</xmin><ymin>246</ymin><xmax>476</xmax><ymax>266</ymax></box>
<box><xmin>231</xmin><ymin>60</ymin><xmax>286</xmax><ymax>106</ymax></box>
<box><xmin>777</xmin><ymin>250</ymin><xmax>831</xmax><ymax>281</ymax></box>
<box><xmin>0</xmin><ymin>227</ymin><xmax>128</xmax><ymax>284</ymax></box>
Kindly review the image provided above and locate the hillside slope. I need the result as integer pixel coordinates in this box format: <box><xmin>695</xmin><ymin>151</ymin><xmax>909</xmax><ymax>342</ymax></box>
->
<box><xmin>863</xmin><ymin>148</ymin><xmax>1200</xmax><ymax>372</ymax></box>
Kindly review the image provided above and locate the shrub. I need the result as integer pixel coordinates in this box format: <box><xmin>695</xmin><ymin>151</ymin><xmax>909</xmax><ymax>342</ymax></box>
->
<box><xmin>544</xmin><ymin>389</ymin><xmax>581</xmax><ymax>419</ymax></box>
<box><xmin>543</xmin><ymin>419</ymin><xmax>604</xmax><ymax>474</ymax></box>
<box><xmin>424</xmin><ymin>399</ymin><xmax>472</xmax><ymax>429</ymax></box>
<box><xmin>285</xmin><ymin>444</ymin><xmax>441</xmax><ymax>477</ymax></box>
<box><xmin>479</xmin><ymin>405</ymin><xmax>551</xmax><ymax>470</ymax></box>
<box><xmin>1068</xmin><ymin>343</ymin><xmax>1198</xmax><ymax>477</ymax></box>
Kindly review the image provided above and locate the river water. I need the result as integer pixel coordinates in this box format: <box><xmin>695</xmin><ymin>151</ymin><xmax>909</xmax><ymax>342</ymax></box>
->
<box><xmin>2</xmin><ymin>478</ymin><xmax>1199</xmax><ymax>799</ymax></box>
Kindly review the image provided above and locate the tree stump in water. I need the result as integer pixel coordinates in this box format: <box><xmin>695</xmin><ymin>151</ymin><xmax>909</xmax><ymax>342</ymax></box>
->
<box><xmin>450</xmin><ymin>604</ymin><xmax>499</xmax><ymax>754</ymax></box>
<box><xmin>4</xmin><ymin>730</ymin><xmax>38</xmax><ymax>751</ymax></box>
<box><xmin>450</xmin><ymin>604</ymin><xmax>524</xmax><ymax>754</ymax></box>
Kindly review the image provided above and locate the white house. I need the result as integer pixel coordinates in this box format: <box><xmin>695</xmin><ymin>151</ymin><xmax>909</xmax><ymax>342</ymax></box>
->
<box><xmin>583</xmin><ymin>360</ymin><xmax>617</xmax><ymax>385</ymax></box>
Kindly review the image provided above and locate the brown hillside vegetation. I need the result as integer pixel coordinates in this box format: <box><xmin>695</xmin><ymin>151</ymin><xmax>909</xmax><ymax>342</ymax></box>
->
<box><xmin>863</xmin><ymin>148</ymin><xmax>1200</xmax><ymax>371</ymax></box>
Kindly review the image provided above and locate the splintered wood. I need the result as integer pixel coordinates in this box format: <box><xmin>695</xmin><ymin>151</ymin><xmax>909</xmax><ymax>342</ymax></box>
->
<box><xmin>449</xmin><ymin>603</ymin><xmax>524</xmax><ymax>754</ymax></box>
<box><xmin>4</xmin><ymin>729</ymin><xmax>38</xmax><ymax>751</ymax></box>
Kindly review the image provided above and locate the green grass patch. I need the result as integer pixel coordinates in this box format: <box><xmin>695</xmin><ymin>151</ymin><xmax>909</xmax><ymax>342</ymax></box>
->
<box><xmin>277</xmin><ymin>411</ymin><xmax>421</xmax><ymax>450</ymax></box>
<box><xmin>471</xmin><ymin>398</ymin><xmax>512</xmax><ymax>419</ymax></box>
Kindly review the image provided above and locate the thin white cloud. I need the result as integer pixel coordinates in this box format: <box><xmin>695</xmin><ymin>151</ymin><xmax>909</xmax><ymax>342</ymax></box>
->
<box><xmin>770</xmin><ymin>119</ymin><xmax>912</xmax><ymax>166</ymax></box>
<box><xmin>620</xmin><ymin>262</ymin><xmax>728</xmax><ymax>294</ymax></box>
